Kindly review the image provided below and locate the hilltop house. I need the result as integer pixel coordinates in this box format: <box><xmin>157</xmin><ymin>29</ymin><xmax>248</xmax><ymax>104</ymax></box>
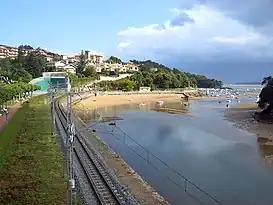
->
<box><xmin>46</xmin><ymin>60</ymin><xmax>76</xmax><ymax>73</ymax></box>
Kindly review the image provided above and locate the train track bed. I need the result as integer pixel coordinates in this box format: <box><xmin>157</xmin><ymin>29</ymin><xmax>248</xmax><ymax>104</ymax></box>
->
<box><xmin>54</xmin><ymin>98</ymin><xmax>138</xmax><ymax>205</ymax></box>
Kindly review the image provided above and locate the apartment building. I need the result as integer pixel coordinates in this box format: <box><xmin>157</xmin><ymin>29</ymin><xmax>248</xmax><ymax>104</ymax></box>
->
<box><xmin>84</xmin><ymin>50</ymin><xmax>104</xmax><ymax>64</ymax></box>
<box><xmin>0</xmin><ymin>45</ymin><xmax>57</xmax><ymax>61</ymax></box>
<box><xmin>0</xmin><ymin>45</ymin><xmax>18</xmax><ymax>59</ymax></box>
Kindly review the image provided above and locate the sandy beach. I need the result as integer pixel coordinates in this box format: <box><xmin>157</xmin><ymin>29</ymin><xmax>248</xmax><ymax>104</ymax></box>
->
<box><xmin>74</xmin><ymin>93</ymin><xmax>204</xmax><ymax>110</ymax></box>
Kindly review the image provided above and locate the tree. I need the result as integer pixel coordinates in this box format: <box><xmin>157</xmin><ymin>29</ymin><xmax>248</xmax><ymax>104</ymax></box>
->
<box><xmin>83</xmin><ymin>65</ymin><xmax>98</xmax><ymax>78</ymax></box>
<box><xmin>262</xmin><ymin>76</ymin><xmax>273</xmax><ymax>85</ymax></box>
<box><xmin>179</xmin><ymin>73</ymin><xmax>191</xmax><ymax>88</ymax></box>
<box><xmin>106</xmin><ymin>56</ymin><xmax>122</xmax><ymax>64</ymax></box>
<box><xmin>10</xmin><ymin>67</ymin><xmax>32</xmax><ymax>83</ymax></box>
<box><xmin>76</xmin><ymin>50</ymin><xmax>86</xmax><ymax>74</ymax></box>
<box><xmin>23</xmin><ymin>52</ymin><xmax>46</xmax><ymax>78</ymax></box>
<box><xmin>118</xmin><ymin>79</ymin><xmax>135</xmax><ymax>91</ymax></box>
<box><xmin>17</xmin><ymin>46</ymin><xmax>25</xmax><ymax>63</ymax></box>
<box><xmin>0</xmin><ymin>82</ymin><xmax>40</xmax><ymax>106</ymax></box>
<box><xmin>153</xmin><ymin>73</ymin><xmax>171</xmax><ymax>89</ymax></box>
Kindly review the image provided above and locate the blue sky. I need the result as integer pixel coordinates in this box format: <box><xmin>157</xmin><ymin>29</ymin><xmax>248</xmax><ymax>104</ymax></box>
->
<box><xmin>2</xmin><ymin>0</ymin><xmax>273</xmax><ymax>82</ymax></box>
<box><xmin>1</xmin><ymin>0</ymin><xmax>180</xmax><ymax>55</ymax></box>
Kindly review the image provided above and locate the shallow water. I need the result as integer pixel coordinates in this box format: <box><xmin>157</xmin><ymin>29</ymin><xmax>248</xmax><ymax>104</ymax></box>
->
<box><xmin>84</xmin><ymin>97</ymin><xmax>273</xmax><ymax>205</ymax></box>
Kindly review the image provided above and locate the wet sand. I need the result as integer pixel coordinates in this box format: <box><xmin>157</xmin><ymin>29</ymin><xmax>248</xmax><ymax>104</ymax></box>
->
<box><xmin>225</xmin><ymin>102</ymin><xmax>273</xmax><ymax>163</ymax></box>
<box><xmin>74</xmin><ymin>93</ymin><xmax>204</xmax><ymax>110</ymax></box>
<box><xmin>225</xmin><ymin>102</ymin><xmax>273</xmax><ymax>138</ymax></box>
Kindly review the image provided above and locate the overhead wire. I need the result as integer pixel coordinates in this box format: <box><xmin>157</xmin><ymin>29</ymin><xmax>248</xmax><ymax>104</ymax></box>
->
<box><xmin>93</xmin><ymin>122</ymin><xmax>222</xmax><ymax>205</ymax></box>
<box><xmin>72</xmin><ymin>91</ymin><xmax>223</xmax><ymax>205</ymax></box>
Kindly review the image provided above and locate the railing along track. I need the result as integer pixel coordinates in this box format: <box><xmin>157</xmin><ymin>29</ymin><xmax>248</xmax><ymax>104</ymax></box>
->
<box><xmin>54</xmin><ymin>98</ymin><xmax>131</xmax><ymax>205</ymax></box>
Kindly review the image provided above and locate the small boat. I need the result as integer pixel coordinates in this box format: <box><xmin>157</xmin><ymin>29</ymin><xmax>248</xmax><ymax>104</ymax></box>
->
<box><xmin>109</xmin><ymin>122</ymin><xmax>116</xmax><ymax>126</ymax></box>
<box><xmin>139</xmin><ymin>103</ymin><xmax>145</xmax><ymax>106</ymax></box>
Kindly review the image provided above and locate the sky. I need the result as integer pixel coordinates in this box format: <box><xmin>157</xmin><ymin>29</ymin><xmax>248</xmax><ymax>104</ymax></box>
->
<box><xmin>1</xmin><ymin>0</ymin><xmax>273</xmax><ymax>83</ymax></box>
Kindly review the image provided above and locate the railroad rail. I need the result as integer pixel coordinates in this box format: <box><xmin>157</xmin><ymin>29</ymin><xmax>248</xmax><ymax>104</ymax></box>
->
<box><xmin>54</xmin><ymin>97</ymin><xmax>138</xmax><ymax>205</ymax></box>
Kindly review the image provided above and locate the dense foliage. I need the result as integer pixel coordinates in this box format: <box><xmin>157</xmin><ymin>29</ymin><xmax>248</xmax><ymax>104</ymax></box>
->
<box><xmin>105</xmin><ymin>56</ymin><xmax>123</xmax><ymax>64</ymax></box>
<box><xmin>131</xmin><ymin>60</ymin><xmax>222</xmax><ymax>89</ymax></box>
<box><xmin>96</xmin><ymin>79</ymin><xmax>135</xmax><ymax>91</ymax></box>
<box><xmin>0</xmin><ymin>45</ymin><xmax>43</xmax><ymax>106</ymax></box>
<box><xmin>262</xmin><ymin>76</ymin><xmax>273</xmax><ymax>85</ymax></box>
<box><xmin>67</xmin><ymin>72</ymin><xmax>97</xmax><ymax>88</ymax></box>
<box><xmin>0</xmin><ymin>82</ymin><xmax>39</xmax><ymax>106</ymax></box>
<box><xmin>96</xmin><ymin>60</ymin><xmax>223</xmax><ymax>91</ymax></box>
<box><xmin>0</xmin><ymin>47</ymin><xmax>53</xmax><ymax>82</ymax></box>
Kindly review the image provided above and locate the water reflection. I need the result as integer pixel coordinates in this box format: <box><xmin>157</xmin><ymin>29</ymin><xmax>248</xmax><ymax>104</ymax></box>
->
<box><xmin>74</xmin><ymin>98</ymin><xmax>273</xmax><ymax>205</ymax></box>
<box><xmin>75</xmin><ymin>101</ymin><xmax>190</xmax><ymax>122</ymax></box>
<box><xmin>257</xmin><ymin>137</ymin><xmax>273</xmax><ymax>163</ymax></box>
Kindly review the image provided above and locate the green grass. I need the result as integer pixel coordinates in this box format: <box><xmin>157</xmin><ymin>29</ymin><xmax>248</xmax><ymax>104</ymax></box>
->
<box><xmin>0</xmin><ymin>95</ymin><xmax>67</xmax><ymax>205</ymax></box>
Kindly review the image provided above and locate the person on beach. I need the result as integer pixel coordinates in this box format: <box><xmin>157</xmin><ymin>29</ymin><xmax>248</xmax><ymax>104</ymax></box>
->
<box><xmin>226</xmin><ymin>100</ymin><xmax>231</xmax><ymax>108</ymax></box>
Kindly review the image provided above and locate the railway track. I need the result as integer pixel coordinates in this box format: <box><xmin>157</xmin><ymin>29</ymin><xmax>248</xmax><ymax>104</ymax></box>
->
<box><xmin>54</xmin><ymin>98</ymin><xmax>137</xmax><ymax>205</ymax></box>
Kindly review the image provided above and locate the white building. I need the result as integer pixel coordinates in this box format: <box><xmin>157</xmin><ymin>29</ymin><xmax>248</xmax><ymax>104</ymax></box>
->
<box><xmin>85</xmin><ymin>50</ymin><xmax>104</xmax><ymax>64</ymax></box>
<box><xmin>47</xmin><ymin>60</ymin><xmax>76</xmax><ymax>73</ymax></box>
<box><xmin>0</xmin><ymin>45</ymin><xmax>18</xmax><ymax>59</ymax></box>
<box><xmin>63</xmin><ymin>64</ymin><xmax>76</xmax><ymax>73</ymax></box>
<box><xmin>46</xmin><ymin>56</ymin><xmax>53</xmax><ymax>62</ymax></box>
<box><xmin>124</xmin><ymin>62</ymin><xmax>139</xmax><ymax>72</ymax></box>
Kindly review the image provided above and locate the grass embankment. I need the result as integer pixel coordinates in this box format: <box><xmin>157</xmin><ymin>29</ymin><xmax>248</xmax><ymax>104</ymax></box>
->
<box><xmin>0</xmin><ymin>95</ymin><xmax>67</xmax><ymax>205</ymax></box>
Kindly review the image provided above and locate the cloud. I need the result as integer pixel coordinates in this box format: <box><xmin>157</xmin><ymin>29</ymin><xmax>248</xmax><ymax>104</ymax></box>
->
<box><xmin>118</xmin><ymin>41</ymin><xmax>131</xmax><ymax>48</ymax></box>
<box><xmin>197</xmin><ymin>0</ymin><xmax>273</xmax><ymax>28</ymax></box>
<box><xmin>116</xmin><ymin>1</ymin><xmax>273</xmax><ymax>82</ymax></box>
<box><xmin>118</xmin><ymin>5</ymin><xmax>271</xmax><ymax>59</ymax></box>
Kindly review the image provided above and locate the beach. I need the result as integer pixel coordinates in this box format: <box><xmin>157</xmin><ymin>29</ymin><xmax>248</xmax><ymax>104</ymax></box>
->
<box><xmin>225</xmin><ymin>102</ymin><xmax>273</xmax><ymax>139</ymax></box>
<box><xmin>225</xmin><ymin>102</ymin><xmax>273</xmax><ymax>164</ymax></box>
<box><xmin>74</xmin><ymin>92</ymin><xmax>204</xmax><ymax>110</ymax></box>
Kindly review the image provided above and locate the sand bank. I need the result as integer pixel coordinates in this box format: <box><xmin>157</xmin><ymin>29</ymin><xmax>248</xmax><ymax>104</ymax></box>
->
<box><xmin>224</xmin><ymin>101</ymin><xmax>273</xmax><ymax>164</ymax></box>
<box><xmin>225</xmin><ymin>102</ymin><xmax>273</xmax><ymax>163</ymax></box>
<box><xmin>225</xmin><ymin>102</ymin><xmax>273</xmax><ymax>138</ymax></box>
<box><xmin>74</xmin><ymin>93</ymin><xmax>204</xmax><ymax>110</ymax></box>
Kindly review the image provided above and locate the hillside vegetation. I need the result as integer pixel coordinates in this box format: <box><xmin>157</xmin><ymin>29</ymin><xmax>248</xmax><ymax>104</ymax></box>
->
<box><xmin>96</xmin><ymin>58</ymin><xmax>222</xmax><ymax>91</ymax></box>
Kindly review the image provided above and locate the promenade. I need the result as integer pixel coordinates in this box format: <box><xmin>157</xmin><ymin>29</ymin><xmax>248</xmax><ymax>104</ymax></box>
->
<box><xmin>0</xmin><ymin>103</ymin><xmax>23</xmax><ymax>133</ymax></box>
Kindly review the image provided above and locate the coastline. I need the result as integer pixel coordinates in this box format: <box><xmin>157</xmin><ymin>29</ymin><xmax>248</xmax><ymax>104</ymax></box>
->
<box><xmin>72</xmin><ymin>92</ymin><xmax>207</xmax><ymax>205</ymax></box>
<box><xmin>74</xmin><ymin>92</ymin><xmax>205</xmax><ymax>110</ymax></box>
<box><xmin>224</xmin><ymin>102</ymin><xmax>273</xmax><ymax>138</ymax></box>
<box><xmin>72</xmin><ymin>93</ymin><xmax>181</xmax><ymax>204</ymax></box>
<box><xmin>224</xmin><ymin>102</ymin><xmax>273</xmax><ymax>163</ymax></box>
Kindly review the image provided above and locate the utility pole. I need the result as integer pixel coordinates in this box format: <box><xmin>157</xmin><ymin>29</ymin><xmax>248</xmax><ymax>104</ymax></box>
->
<box><xmin>66</xmin><ymin>77</ymin><xmax>76</xmax><ymax>205</ymax></box>
<box><xmin>52</xmin><ymin>88</ymin><xmax>56</xmax><ymax>128</ymax></box>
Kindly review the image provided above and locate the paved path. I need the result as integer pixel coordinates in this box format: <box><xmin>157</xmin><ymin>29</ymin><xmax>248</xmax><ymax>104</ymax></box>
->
<box><xmin>0</xmin><ymin>103</ymin><xmax>23</xmax><ymax>133</ymax></box>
